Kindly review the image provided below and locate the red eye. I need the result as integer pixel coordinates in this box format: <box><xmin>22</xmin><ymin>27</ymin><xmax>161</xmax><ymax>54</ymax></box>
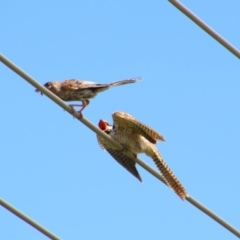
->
<box><xmin>98</xmin><ymin>119</ymin><xmax>107</xmax><ymax>131</ymax></box>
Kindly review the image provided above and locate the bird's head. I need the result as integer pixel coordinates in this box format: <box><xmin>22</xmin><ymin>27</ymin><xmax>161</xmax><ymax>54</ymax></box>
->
<box><xmin>98</xmin><ymin>119</ymin><xmax>112</xmax><ymax>134</ymax></box>
<box><xmin>35</xmin><ymin>82</ymin><xmax>56</xmax><ymax>95</ymax></box>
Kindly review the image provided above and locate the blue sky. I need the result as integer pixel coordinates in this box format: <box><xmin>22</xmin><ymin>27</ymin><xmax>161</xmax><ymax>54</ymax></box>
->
<box><xmin>1</xmin><ymin>0</ymin><xmax>240</xmax><ymax>239</ymax></box>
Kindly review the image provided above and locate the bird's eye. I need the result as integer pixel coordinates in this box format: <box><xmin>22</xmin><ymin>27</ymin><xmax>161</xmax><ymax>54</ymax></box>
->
<box><xmin>44</xmin><ymin>82</ymin><xmax>51</xmax><ymax>89</ymax></box>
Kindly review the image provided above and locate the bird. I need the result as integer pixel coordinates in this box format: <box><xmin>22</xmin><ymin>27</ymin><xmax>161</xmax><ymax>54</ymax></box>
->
<box><xmin>97</xmin><ymin>120</ymin><xmax>143</xmax><ymax>182</ymax></box>
<box><xmin>35</xmin><ymin>77</ymin><xmax>140</xmax><ymax>115</ymax></box>
<box><xmin>97</xmin><ymin>111</ymin><xmax>188</xmax><ymax>200</ymax></box>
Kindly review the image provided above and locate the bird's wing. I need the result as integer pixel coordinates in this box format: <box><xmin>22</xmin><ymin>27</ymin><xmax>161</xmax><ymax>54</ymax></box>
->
<box><xmin>86</xmin><ymin>77</ymin><xmax>140</xmax><ymax>89</ymax></box>
<box><xmin>112</xmin><ymin>111</ymin><xmax>165</xmax><ymax>143</ymax></box>
<box><xmin>60</xmin><ymin>79</ymin><xmax>82</xmax><ymax>90</ymax></box>
<box><xmin>97</xmin><ymin>135</ymin><xmax>142</xmax><ymax>182</ymax></box>
<box><xmin>60</xmin><ymin>79</ymin><xmax>101</xmax><ymax>90</ymax></box>
<box><xmin>105</xmin><ymin>148</ymin><xmax>142</xmax><ymax>182</ymax></box>
<box><xmin>97</xmin><ymin>136</ymin><xmax>107</xmax><ymax>150</ymax></box>
<box><xmin>60</xmin><ymin>78</ymin><xmax>139</xmax><ymax>91</ymax></box>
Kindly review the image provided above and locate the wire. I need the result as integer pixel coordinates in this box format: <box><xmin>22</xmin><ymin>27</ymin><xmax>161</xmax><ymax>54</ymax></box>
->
<box><xmin>169</xmin><ymin>0</ymin><xmax>240</xmax><ymax>59</ymax></box>
<box><xmin>1</xmin><ymin>53</ymin><xmax>240</xmax><ymax>238</ymax></box>
<box><xmin>0</xmin><ymin>198</ymin><xmax>60</xmax><ymax>240</ymax></box>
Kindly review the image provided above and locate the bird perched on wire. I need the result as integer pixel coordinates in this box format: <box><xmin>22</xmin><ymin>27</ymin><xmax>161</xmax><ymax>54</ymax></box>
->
<box><xmin>97</xmin><ymin>111</ymin><xmax>187</xmax><ymax>200</ymax></box>
<box><xmin>35</xmin><ymin>77</ymin><xmax>140</xmax><ymax>115</ymax></box>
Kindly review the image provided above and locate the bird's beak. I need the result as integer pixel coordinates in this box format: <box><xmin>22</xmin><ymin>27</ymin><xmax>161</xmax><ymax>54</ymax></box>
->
<box><xmin>98</xmin><ymin>119</ymin><xmax>107</xmax><ymax>131</ymax></box>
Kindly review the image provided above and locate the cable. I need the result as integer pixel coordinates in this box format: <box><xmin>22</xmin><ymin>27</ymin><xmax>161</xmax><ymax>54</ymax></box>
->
<box><xmin>169</xmin><ymin>0</ymin><xmax>240</xmax><ymax>59</ymax></box>
<box><xmin>1</xmin><ymin>53</ymin><xmax>240</xmax><ymax>238</ymax></box>
<box><xmin>0</xmin><ymin>198</ymin><xmax>60</xmax><ymax>240</ymax></box>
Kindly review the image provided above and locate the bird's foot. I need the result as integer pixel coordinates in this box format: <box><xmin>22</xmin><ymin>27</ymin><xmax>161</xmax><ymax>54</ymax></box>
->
<box><xmin>77</xmin><ymin>110</ymin><xmax>83</xmax><ymax>119</ymax></box>
<box><xmin>120</xmin><ymin>144</ymin><xmax>130</xmax><ymax>154</ymax></box>
<box><xmin>68</xmin><ymin>105</ymin><xmax>77</xmax><ymax>114</ymax></box>
<box><xmin>68</xmin><ymin>105</ymin><xmax>84</xmax><ymax>119</ymax></box>
<box><xmin>120</xmin><ymin>144</ymin><xmax>137</xmax><ymax>159</ymax></box>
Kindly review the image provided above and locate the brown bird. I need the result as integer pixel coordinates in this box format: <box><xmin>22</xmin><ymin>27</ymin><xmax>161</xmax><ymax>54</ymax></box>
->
<box><xmin>35</xmin><ymin>78</ymin><xmax>140</xmax><ymax>114</ymax></box>
<box><xmin>97</xmin><ymin>111</ymin><xmax>187</xmax><ymax>200</ymax></box>
<box><xmin>98</xmin><ymin>120</ymin><xmax>143</xmax><ymax>182</ymax></box>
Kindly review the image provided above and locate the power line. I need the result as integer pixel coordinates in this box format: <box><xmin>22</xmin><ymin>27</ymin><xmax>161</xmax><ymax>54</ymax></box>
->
<box><xmin>0</xmin><ymin>198</ymin><xmax>60</xmax><ymax>240</ymax></box>
<box><xmin>1</xmin><ymin>53</ymin><xmax>240</xmax><ymax>238</ymax></box>
<box><xmin>169</xmin><ymin>0</ymin><xmax>240</xmax><ymax>59</ymax></box>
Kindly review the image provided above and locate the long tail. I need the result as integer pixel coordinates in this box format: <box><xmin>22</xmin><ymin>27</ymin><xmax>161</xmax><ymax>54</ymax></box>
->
<box><xmin>149</xmin><ymin>146</ymin><xmax>187</xmax><ymax>200</ymax></box>
<box><xmin>109</xmin><ymin>77</ymin><xmax>141</xmax><ymax>87</ymax></box>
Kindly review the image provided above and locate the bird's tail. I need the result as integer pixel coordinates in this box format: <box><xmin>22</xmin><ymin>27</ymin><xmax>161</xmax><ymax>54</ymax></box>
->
<box><xmin>148</xmin><ymin>145</ymin><xmax>187</xmax><ymax>200</ymax></box>
<box><xmin>109</xmin><ymin>77</ymin><xmax>141</xmax><ymax>87</ymax></box>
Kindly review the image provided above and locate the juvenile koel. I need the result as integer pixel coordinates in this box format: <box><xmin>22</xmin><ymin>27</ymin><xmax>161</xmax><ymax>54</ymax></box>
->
<box><xmin>97</xmin><ymin>111</ymin><xmax>187</xmax><ymax>200</ymax></box>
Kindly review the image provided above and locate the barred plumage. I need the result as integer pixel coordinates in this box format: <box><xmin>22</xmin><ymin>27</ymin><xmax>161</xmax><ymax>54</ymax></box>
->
<box><xmin>147</xmin><ymin>144</ymin><xmax>187</xmax><ymax>200</ymax></box>
<box><xmin>97</xmin><ymin>111</ymin><xmax>187</xmax><ymax>200</ymax></box>
<box><xmin>97</xmin><ymin>120</ymin><xmax>142</xmax><ymax>182</ymax></box>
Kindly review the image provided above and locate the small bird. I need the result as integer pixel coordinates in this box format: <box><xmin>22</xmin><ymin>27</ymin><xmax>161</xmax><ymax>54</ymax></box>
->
<box><xmin>97</xmin><ymin>111</ymin><xmax>187</xmax><ymax>200</ymax></box>
<box><xmin>35</xmin><ymin>78</ymin><xmax>140</xmax><ymax>114</ymax></box>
